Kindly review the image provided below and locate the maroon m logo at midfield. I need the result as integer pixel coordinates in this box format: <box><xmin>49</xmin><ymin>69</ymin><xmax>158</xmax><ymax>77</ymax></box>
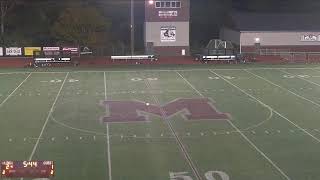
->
<box><xmin>101</xmin><ymin>98</ymin><xmax>229</xmax><ymax>123</ymax></box>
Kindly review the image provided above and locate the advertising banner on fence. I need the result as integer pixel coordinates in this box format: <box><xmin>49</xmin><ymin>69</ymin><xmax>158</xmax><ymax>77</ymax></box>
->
<box><xmin>43</xmin><ymin>47</ymin><xmax>60</xmax><ymax>56</ymax></box>
<box><xmin>63</xmin><ymin>47</ymin><xmax>79</xmax><ymax>55</ymax></box>
<box><xmin>6</xmin><ymin>47</ymin><xmax>22</xmax><ymax>56</ymax></box>
<box><xmin>0</xmin><ymin>47</ymin><xmax>3</xmax><ymax>56</ymax></box>
<box><xmin>24</xmin><ymin>47</ymin><xmax>41</xmax><ymax>56</ymax></box>
<box><xmin>43</xmin><ymin>47</ymin><xmax>60</xmax><ymax>51</ymax></box>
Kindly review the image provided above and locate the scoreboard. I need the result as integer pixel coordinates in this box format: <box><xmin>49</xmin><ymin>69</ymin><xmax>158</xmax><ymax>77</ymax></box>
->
<box><xmin>0</xmin><ymin>161</ymin><xmax>54</xmax><ymax>178</ymax></box>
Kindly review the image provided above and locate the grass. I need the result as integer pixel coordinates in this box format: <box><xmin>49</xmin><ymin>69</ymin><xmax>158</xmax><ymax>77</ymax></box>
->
<box><xmin>1</xmin><ymin>65</ymin><xmax>320</xmax><ymax>180</ymax></box>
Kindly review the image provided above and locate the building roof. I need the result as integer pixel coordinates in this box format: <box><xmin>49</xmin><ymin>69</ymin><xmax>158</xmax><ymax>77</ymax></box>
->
<box><xmin>231</xmin><ymin>12</ymin><xmax>320</xmax><ymax>32</ymax></box>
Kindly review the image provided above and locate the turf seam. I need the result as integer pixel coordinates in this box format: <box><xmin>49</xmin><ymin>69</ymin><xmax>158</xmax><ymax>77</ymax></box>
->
<box><xmin>245</xmin><ymin>69</ymin><xmax>320</xmax><ymax>109</ymax></box>
<box><xmin>104</xmin><ymin>71</ymin><xmax>113</xmax><ymax>180</ymax></box>
<box><xmin>177</xmin><ymin>70</ymin><xmax>291</xmax><ymax>180</ymax></box>
<box><xmin>210</xmin><ymin>69</ymin><xmax>320</xmax><ymax>144</ymax></box>
<box><xmin>280</xmin><ymin>69</ymin><xmax>320</xmax><ymax>88</ymax></box>
<box><xmin>0</xmin><ymin>73</ymin><xmax>32</xmax><ymax>108</ymax></box>
<box><xmin>27</xmin><ymin>72</ymin><xmax>69</xmax><ymax>162</ymax></box>
<box><xmin>142</xmin><ymin>72</ymin><xmax>203</xmax><ymax>180</ymax></box>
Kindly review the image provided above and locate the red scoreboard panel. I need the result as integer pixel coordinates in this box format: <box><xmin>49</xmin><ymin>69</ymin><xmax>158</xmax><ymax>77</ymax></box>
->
<box><xmin>0</xmin><ymin>161</ymin><xmax>55</xmax><ymax>178</ymax></box>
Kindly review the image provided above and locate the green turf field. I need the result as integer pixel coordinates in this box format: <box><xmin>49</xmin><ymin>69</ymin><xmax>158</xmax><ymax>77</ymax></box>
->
<box><xmin>1</xmin><ymin>65</ymin><xmax>320</xmax><ymax>180</ymax></box>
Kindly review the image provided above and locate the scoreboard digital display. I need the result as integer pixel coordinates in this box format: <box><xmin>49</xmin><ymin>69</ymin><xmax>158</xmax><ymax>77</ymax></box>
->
<box><xmin>0</xmin><ymin>161</ymin><xmax>54</xmax><ymax>178</ymax></box>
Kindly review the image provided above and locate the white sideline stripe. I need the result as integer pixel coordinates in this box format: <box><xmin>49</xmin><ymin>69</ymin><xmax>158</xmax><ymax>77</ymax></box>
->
<box><xmin>1</xmin><ymin>67</ymin><xmax>320</xmax><ymax>75</ymax></box>
<box><xmin>0</xmin><ymin>73</ymin><xmax>32</xmax><ymax>108</ymax></box>
<box><xmin>209</xmin><ymin>69</ymin><xmax>320</xmax><ymax>144</ymax></box>
<box><xmin>28</xmin><ymin>72</ymin><xmax>69</xmax><ymax>161</ymax></box>
<box><xmin>245</xmin><ymin>69</ymin><xmax>320</xmax><ymax>108</ymax></box>
<box><xmin>176</xmin><ymin>71</ymin><xmax>291</xmax><ymax>180</ymax></box>
<box><xmin>104</xmin><ymin>72</ymin><xmax>112</xmax><ymax>180</ymax></box>
<box><xmin>280</xmin><ymin>69</ymin><xmax>320</xmax><ymax>88</ymax></box>
<box><xmin>0</xmin><ymin>72</ymin><xmax>30</xmax><ymax>75</ymax></box>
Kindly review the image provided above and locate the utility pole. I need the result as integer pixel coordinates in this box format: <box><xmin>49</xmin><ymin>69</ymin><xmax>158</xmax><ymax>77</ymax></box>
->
<box><xmin>130</xmin><ymin>0</ymin><xmax>135</xmax><ymax>55</ymax></box>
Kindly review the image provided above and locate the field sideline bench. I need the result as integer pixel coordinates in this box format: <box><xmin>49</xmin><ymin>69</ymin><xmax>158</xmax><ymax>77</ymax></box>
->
<box><xmin>201</xmin><ymin>55</ymin><xmax>236</xmax><ymax>61</ymax></box>
<box><xmin>34</xmin><ymin>57</ymin><xmax>71</xmax><ymax>63</ymax></box>
<box><xmin>111</xmin><ymin>55</ymin><xmax>157</xmax><ymax>61</ymax></box>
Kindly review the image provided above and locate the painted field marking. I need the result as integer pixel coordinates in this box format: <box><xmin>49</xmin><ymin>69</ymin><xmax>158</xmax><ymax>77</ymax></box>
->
<box><xmin>104</xmin><ymin>72</ymin><xmax>112</xmax><ymax>180</ymax></box>
<box><xmin>245</xmin><ymin>70</ymin><xmax>320</xmax><ymax>108</ymax></box>
<box><xmin>0</xmin><ymin>67</ymin><xmax>320</xmax><ymax>76</ymax></box>
<box><xmin>0</xmin><ymin>73</ymin><xmax>32</xmax><ymax>108</ymax></box>
<box><xmin>0</xmin><ymin>72</ymin><xmax>31</xmax><ymax>75</ymax></box>
<box><xmin>50</xmin><ymin>115</ymin><xmax>107</xmax><ymax>136</ymax></box>
<box><xmin>176</xmin><ymin>71</ymin><xmax>291</xmax><ymax>180</ymax></box>
<box><xmin>209</xmin><ymin>69</ymin><xmax>320</xmax><ymax>145</ymax></box>
<box><xmin>280</xmin><ymin>69</ymin><xmax>320</xmax><ymax>89</ymax></box>
<box><xmin>142</xmin><ymin>73</ymin><xmax>202</xmax><ymax>180</ymax></box>
<box><xmin>28</xmin><ymin>72</ymin><xmax>69</xmax><ymax>161</ymax></box>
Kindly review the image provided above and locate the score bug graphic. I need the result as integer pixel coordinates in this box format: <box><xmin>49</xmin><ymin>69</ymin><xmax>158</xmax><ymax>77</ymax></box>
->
<box><xmin>0</xmin><ymin>161</ymin><xmax>55</xmax><ymax>178</ymax></box>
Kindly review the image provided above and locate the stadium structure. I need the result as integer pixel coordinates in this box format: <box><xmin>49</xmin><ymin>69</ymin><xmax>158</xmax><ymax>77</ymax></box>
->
<box><xmin>144</xmin><ymin>0</ymin><xmax>190</xmax><ymax>56</ymax></box>
<box><xmin>220</xmin><ymin>12</ymin><xmax>320</xmax><ymax>61</ymax></box>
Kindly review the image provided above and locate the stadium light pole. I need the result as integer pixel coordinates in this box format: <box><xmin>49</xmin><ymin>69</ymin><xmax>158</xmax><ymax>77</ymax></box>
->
<box><xmin>130</xmin><ymin>0</ymin><xmax>135</xmax><ymax>55</ymax></box>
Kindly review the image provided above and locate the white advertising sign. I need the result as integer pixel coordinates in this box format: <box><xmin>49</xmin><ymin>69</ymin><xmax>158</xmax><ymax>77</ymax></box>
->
<box><xmin>43</xmin><ymin>47</ymin><xmax>60</xmax><ymax>51</ymax></box>
<box><xmin>63</xmin><ymin>47</ymin><xmax>78</xmax><ymax>52</ymax></box>
<box><xmin>301</xmin><ymin>34</ymin><xmax>319</xmax><ymax>41</ymax></box>
<box><xmin>160</xmin><ymin>26</ymin><xmax>176</xmax><ymax>42</ymax></box>
<box><xmin>0</xmin><ymin>47</ymin><xmax>3</xmax><ymax>56</ymax></box>
<box><xmin>6</xmin><ymin>47</ymin><xmax>22</xmax><ymax>56</ymax></box>
<box><xmin>159</xmin><ymin>11</ymin><xmax>178</xmax><ymax>17</ymax></box>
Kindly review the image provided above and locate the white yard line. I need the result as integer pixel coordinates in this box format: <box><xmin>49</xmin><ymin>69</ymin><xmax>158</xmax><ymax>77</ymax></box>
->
<box><xmin>104</xmin><ymin>72</ymin><xmax>112</xmax><ymax>180</ymax></box>
<box><xmin>142</xmin><ymin>73</ymin><xmax>202</xmax><ymax>180</ymax></box>
<box><xmin>0</xmin><ymin>73</ymin><xmax>32</xmax><ymax>108</ymax></box>
<box><xmin>209</xmin><ymin>70</ymin><xmax>320</xmax><ymax>144</ymax></box>
<box><xmin>245</xmin><ymin>69</ymin><xmax>320</xmax><ymax>108</ymax></box>
<box><xmin>176</xmin><ymin>71</ymin><xmax>291</xmax><ymax>180</ymax></box>
<box><xmin>280</xmin><ymin>69</ymin><xmax>320</xmax><ymax>88</ymax></box>
<box><xmin>28</xmin><ymin>72</ymin><xmax>69</xmax><ymax>161</ymax></box>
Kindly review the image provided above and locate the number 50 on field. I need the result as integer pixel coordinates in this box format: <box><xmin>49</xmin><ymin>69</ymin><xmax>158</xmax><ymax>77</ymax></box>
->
<box><xmin>170</xmin><ymin>171</ymin><xmax>229</xmax><ymax>180</ymax></box>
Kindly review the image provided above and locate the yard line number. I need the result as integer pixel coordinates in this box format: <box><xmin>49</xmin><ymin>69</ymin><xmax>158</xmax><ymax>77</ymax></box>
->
<box><xmin>40</xmin><ymin>79</ymin><xmax>79</xmax><ymax>83</ymax></box>
<box><xmin>209</xmin><ymin>76</ymin><xmax>235</xmax><ymax>80</ymax></box>
<box><xmin>131</xmin><ymin>77</ymin><xmax>158</xmax><ymax>81</ymax></box>
<box><xmin>283</xmin><ymin>75</ymin><xmax>311</xmax><ymax>78</ymax></box>
<box><xmin>283</xmin><ymin>74</ymin><xmax>320</xmax><ymax>79</ymax></box>
<box><xmin>170</xmin><ymin>171</ymin><xmax>229</xmax><ymax>180</ymax></box>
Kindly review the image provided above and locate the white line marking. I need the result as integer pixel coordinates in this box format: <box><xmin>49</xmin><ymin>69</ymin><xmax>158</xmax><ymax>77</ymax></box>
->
<box><xmin>0</xmin><ymin>73</ymin><xmax>32</xmax><ymax>108</ymax></box>
<box><xmin>51</xmin><ymin>116</ymin><xmax>107</xmax><ymax>136</ymax></box>
<box><xmin>245</xmin><ymin>70</ymin><xmax>320</xmax><ymax>108</ymax></box>
<box><xmin>28</xmin><ymin>72</ymin><xmax>69</xmax><ymax>161</ymax></box>
<box><xmin>209</xmin><ymin>70</ymin><xmax>320</xmax><ymax>144</ymax></box>
<box><xmin>143</xmin><ymin>73</ymin><xmax>202</xmax><ymax>180</ymax></box>
<box><xmin>0</xmin><ymin>72</ymin><xmax>31</xmax><ymax>75</ymax></box>
<box><xmin>280</xmin><ymin>69</ymin><xmax>320</xmax><ymax>88</ymax></box>
<box><xmin>104</xmin><ymin>72</ymin><xmax>112</xmax><ymax>180</ymax></box>
<box><xmin>176</xmin><ymin>71</ymin><xmax>291</xmax><ymax>180</ymax></box>
<box><xmin>0</xmin><ymin>67</ymin><xmax>320</xmax><ymax>75</ymax></box>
